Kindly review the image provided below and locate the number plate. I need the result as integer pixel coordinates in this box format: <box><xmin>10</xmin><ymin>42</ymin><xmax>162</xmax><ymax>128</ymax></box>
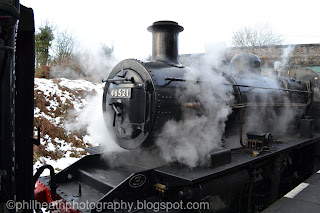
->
<box><xmin>109</xmin><ymin>88</ymin><xmax>132</xmax><ymax>98</ymax></box>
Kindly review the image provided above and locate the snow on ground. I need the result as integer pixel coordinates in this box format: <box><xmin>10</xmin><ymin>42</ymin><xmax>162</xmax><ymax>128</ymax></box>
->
<box><xmin>33</xmin><ymin>78</ymin><xmax>104</xmax><ymax>176</ymax></box>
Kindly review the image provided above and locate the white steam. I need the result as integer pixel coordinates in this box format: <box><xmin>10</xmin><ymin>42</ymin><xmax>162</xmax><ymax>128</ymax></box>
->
<box><xmin>242</xmin><ymin>92</ymin><xmax>304</xmax><ymax>138</ymax></box>
<box><xmin>77</xmin><ymin>92</ymin><xmax>167</xmax><ymax>168</ymax></box>
<box><xmin>274</xmin><ymin>45</ymin><xmax>295</xmax><ymax>71</ymax></box>
<box><xmin>64</xmin><ymin>43</ymin><xmax>303</xmax><ymax>169</ymax></box>
<box><xmin>156</xmin><ymin>44</ymin><xmax>234</xmax><ymax>167</ymax></box>
<box><xmin>78</xmin><ymin>47</ymin><xmax>118</xmax><ymax>82</ymax></box>
<box><xmin>50</xmin><ymin>66</ymin><xmax>83</xmax><ymax>79</ymax></box>
<box><xmin>50</xmin><ymin>46</ymin><xmax>118</xmax><ymax>82</ymax></box>
<box><xmin>235</xmin><ymin>72</ymin><xmax>304</xmax><ymax>140</ymax></box>
<box><xmin>66</xmin><ymin>89</ymin><xmax>123</xmax><ymax>153</ymax></box>
<box><xmin>62</xmin><ymin>46</ymin><xmax>124</xmax><ymax>154</ymax></box>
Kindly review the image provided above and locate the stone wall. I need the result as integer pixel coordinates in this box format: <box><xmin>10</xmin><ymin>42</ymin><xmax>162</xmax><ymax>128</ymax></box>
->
<box><xmin>180</xmin><ymin>44</ymin><xmax>320</xmax><ymax>68</ymax></box>
<box><xmin>224</xmin><ymin>43</ymin><xmax>320</xmax><ymax>67</ymax></box>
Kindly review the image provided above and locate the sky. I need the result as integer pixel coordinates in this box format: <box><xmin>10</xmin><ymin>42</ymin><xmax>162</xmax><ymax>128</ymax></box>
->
<box><xmin>20</xmin><ymin>0</ymin><xmax>320</xmax><ymax>60</ymax></box>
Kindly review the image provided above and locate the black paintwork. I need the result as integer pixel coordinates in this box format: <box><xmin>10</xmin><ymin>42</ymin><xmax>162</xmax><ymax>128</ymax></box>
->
<box><xmin>39</xmin><ymin>20</ymin><xmax>320</xmax><ymax>212</ymax></box>
<box><xmin>40</xmin><ymin>134</ymin><xmax>320</xmax><ymax>212</ymax></box>
<box><xmin>103</xmin><ymin>55</ymin><xmax>309</xmax><ymax>150</ymax></box>
<box><xmin>0</xmin><ymin>2</ymin><xmax>35</xmax><ymax>213</ymax></box>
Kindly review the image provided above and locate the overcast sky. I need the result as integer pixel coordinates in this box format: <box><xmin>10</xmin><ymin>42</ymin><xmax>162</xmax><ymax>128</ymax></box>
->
<box><xmin>21</xmin><ymin>0</ymin><xmax>320</xmax><ymax>59</ymax></box>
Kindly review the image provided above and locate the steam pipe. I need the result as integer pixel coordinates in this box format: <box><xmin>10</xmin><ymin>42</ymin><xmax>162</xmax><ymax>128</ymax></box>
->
<box><xmin>147</xmin><ymin>21</ymin><xmax>183</xmax><ymax>66</ymax></box>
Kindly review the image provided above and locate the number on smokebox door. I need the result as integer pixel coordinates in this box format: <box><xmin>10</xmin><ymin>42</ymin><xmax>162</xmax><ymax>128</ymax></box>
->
<box><xmin>109</xmin><ymin>88</ymin><xmax>131</xmax><ymax>98</ymax></box>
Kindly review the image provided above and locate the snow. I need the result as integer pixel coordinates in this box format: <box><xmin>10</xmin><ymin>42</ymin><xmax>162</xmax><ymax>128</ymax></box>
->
<box><xmin>33</xmin><ymin>78</ymin><xmax>104</xmax><ymax>176</ymax></box>
<box><xmin>34</xmin><ymin>157</ymin><xmax>80</xmax><ymax>173</ymax></box>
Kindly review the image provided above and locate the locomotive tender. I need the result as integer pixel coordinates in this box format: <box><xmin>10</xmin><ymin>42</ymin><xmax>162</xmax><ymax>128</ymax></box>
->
<box><xmin>33</xmin><ymin>21</ymin><xmax>320</xmax><ymax>213</ymax></box>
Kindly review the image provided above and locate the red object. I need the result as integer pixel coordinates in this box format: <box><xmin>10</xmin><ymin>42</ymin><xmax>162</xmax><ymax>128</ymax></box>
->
<box><xmin>34</xmin><ymin>180</ymin><xmax>80</xmax><ymax>213</ymax></box>
<box><xmin>34</xmin><ymin>180</ymin><xmax>52</xmax><ymax>203</ymax></box>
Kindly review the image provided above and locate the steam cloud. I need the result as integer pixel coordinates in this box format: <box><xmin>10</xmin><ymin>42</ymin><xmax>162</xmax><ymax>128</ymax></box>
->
<box><xmin>75</xmin><ymin>91</ymin><xmax>123</xmax><ymax>153</ymax></box>
<box><xmin>50</xmin><ymin>46</ymin><xmax>118</xmax><ymax>82</ymax></box>
<box><xmin>66</xmin><ymin>43</ymin><xmax>303</xmax><ymax>169</ymax></box>
<box><xmin>274</xmin><ymin>45</ymin><xmax>295</xmax><ymax>71</ymax></box>
<box><xmin>155</xmin><ymin>44</ymin><xmax>303</xmax><ymax>167</ymax></box>
<box><xmin>75</xmin><ymin>92</ymin><xmax>169</xmax><ymax>170</ymax></box>
<box><xmin>63</xmin><ymin>46</ymin><xmax>167</xmax><ymax>169</ymax></box>
<box><xmin>63</xmin><ymin>46</ymin><xmax>124</xmax><ymax>154</ymax></box>
<box><xmin>240</xmin><ymin>74</ymin><xmax>304</xmax><ymax>137</ymax></box>
<box><xmin>76</xmin><ymin>92</ymin><xmax>168</xmax><ymax>169</ymax></box>
<box><xmin>65</xmin><ymin>78</ymin><xmax>164</xmax><ymax>169</ymax></box>
<box><xmin>156</xmin><ymin>44</ymin><xmax>234</xmax><ymax>167</ymax></box>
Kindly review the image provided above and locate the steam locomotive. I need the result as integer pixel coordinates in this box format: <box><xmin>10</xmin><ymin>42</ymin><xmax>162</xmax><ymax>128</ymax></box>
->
<box><xmin>2</xmin><ymin>11</ymin><xmax>320</xmax><ymax>212</ymax></box>
<box><xmin>102</xmin><ymin>21</ymin><xmax>312</xmax><ymax>151</ymax></box>
<box><xmin>32</xmin><ymin>21</ymin><xmax>320</xmax><ymax>213</ymax></box>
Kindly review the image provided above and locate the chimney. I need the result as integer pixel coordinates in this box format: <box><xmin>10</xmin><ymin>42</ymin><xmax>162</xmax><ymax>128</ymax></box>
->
<box><xmin>147</xmin><ymin>21</ymin><xmax>184</xmax><ymax>66</ymax></box>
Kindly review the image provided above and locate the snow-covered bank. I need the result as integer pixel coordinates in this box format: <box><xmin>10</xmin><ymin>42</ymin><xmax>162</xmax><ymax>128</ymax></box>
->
<box><xmin>33</xmin><ymin>78</ymin><xmax>104</xmax><ymax>175</ymax></box>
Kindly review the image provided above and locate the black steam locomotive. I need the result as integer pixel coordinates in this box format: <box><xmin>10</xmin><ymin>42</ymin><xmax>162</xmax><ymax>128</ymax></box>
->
<box><xmin>2</xmin><ymin>15</ymin><xmax>319</xmax><ymax>212</ymax></box>
<box><xmin>31</xmin><ymin>21</ymin><xmax>320</xmax><ymax>213</ymax></box>
<box><xmin>102</xmin><ymin>21</ymin><xmax>311</xmax><ymax>151</ymax></box>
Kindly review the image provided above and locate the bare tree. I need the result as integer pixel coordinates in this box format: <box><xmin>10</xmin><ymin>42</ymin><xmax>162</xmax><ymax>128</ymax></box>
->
<box><xmin>53</xmin><ymin>30</ymin><xmax>75</xmax><ymax>63</ymax></box>
<box><xmin>232</xmin><ymin>24</ymin><xmax>284</xmax><ymax>47</ymax></box>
